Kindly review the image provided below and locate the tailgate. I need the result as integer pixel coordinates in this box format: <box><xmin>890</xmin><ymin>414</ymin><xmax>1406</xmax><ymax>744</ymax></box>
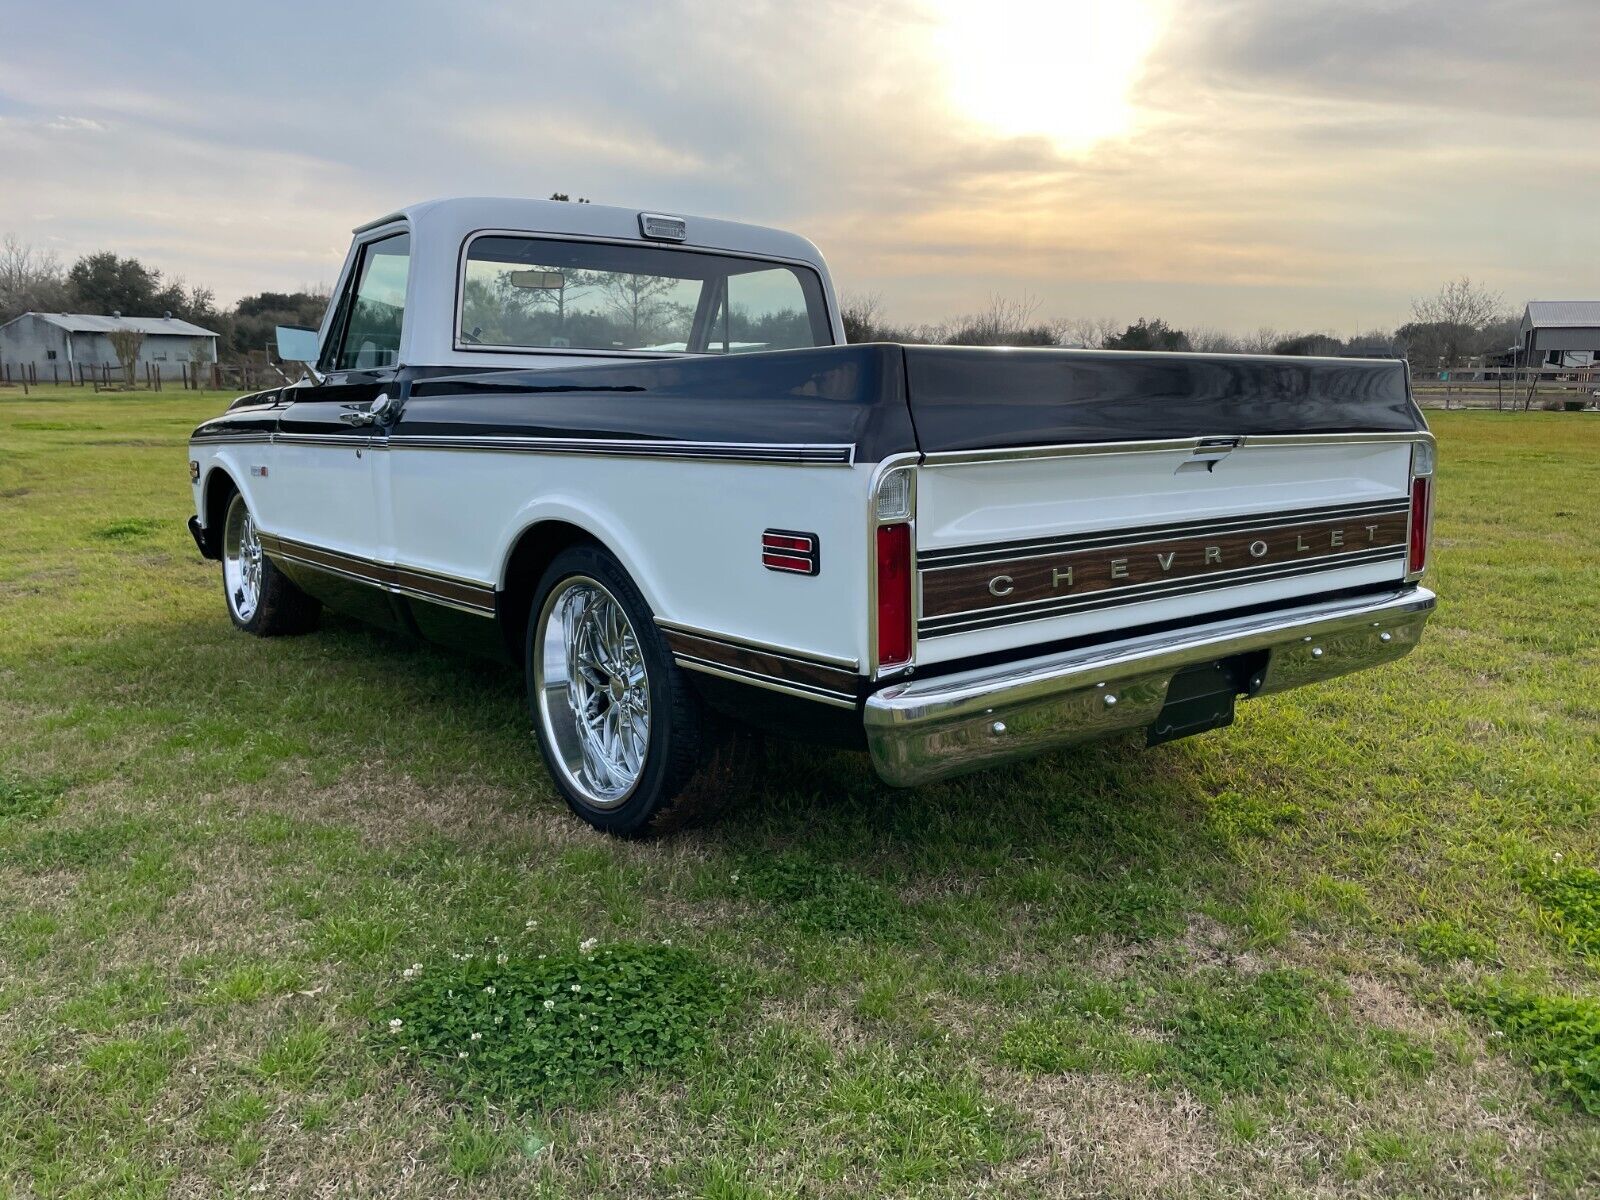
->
<box><xmin>900</xmin><ymin>347</ymin><xmax>1429</xmax><ymax>667</ymax></box>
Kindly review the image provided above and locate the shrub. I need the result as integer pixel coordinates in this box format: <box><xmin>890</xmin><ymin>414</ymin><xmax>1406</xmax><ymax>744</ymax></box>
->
<box><xmin>384</xmin><ymin>943</ymin><xmax>733</xmax><ymax>1108</ymax></box>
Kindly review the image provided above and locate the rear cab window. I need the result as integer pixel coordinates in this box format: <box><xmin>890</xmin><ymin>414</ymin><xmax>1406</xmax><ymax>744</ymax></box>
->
<box><xmin>458</xmin><ymin>235</ymin><xmax>832</xmax><ymax>356</ymax></box>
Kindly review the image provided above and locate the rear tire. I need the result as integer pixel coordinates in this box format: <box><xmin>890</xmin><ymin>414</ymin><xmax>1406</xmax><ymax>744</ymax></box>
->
<box><xmin>525</xmin><ymin>544</ymin><xmax>739</xmax><ymax>836</ymax></box>
<box><xmin>220</xmin><ymin>490</ymin><xmax>320</xmax><ymax>636</ymax></box>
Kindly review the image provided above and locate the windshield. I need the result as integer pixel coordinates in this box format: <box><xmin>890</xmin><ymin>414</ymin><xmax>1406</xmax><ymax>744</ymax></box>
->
<box><xmin>459</xmin><ymin>235</ymin><xmax>832</xmax><ymax>355</ymax></box>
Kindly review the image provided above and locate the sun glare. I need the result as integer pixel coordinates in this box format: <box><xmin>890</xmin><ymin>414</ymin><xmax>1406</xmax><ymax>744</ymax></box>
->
<box><xmin>930</xmin><ymin>0</ymin><xmax>1164</xmax><ymax>151</ymax></box>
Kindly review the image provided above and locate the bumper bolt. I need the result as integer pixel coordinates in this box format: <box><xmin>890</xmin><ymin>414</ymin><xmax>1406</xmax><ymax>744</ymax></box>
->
<box><xmin>990</xmin><ymin>721</ymin><xmax>1006</xmax><ymax>735</ymax></box>
<box><xmin>1310</xmin><ymin>646</ymin><xmax>1324</xmax><ymax>658</ymax></box>
<box><xmin>1103</xmin><ymin>694</ymin><xmax>1118</xmax><ymax>707</ymax></box>
<box><xmin>1379</xmin><ymin>631</ymin><xmax>1393</xmax><ymax>643</ymax></box>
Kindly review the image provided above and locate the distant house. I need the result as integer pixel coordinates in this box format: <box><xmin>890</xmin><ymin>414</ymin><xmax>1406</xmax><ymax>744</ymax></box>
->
<box><xmin>1519</xmin><ymin>301</ymin><xmax>1600</xmax><ymax>369</ymax></box>
<box><xmin>0</xmin><ymin>311</ymin><xmax>220</xmax><ymax>375</ymax></box>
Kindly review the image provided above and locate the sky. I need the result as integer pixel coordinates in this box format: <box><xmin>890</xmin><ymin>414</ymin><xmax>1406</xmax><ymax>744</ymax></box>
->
<box><xmin>1</xmin><ymin>0</ymin><xmax>1596</xmax><ymax>336</ymax></box>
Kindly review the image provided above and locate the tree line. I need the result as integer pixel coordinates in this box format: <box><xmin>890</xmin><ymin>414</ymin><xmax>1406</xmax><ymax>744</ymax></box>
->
<box><xmin>4</xmin><ymin>228</ymin><xmax>1518</xmax><ymax>372</ymax></box>
<box><xmin>0</xmin><ymin>234</ymin><xmax>328</xmax><ymax>363</ymax></box>
<box><xmin>843</xmin><ymin>277</ymin><xmax>1519</xmax><ymax>370</ymax></box>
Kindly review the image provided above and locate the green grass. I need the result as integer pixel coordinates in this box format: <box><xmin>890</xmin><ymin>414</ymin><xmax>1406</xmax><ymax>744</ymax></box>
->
<box><xmin>0</xmin><ymin>385</ymin><xmax>1597</xmax><ymax>1196</ymax></box>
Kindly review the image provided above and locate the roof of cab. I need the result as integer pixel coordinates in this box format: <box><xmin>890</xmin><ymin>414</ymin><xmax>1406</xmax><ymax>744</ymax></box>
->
<box><xmin>354</xmin><ymin>196</ymin><xmax>826</xmax><ymax>267</ymax></box>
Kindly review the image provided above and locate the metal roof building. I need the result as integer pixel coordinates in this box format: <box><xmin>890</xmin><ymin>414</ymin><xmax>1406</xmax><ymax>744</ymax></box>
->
<box><xmin>1519</xmin><ymin>301</ymin><xmax>1600</xmax><ymax>368</ymax></box>
<box><xmin>0</xmin><ymin>311</ymin><xmax>220</xmax><ymax>374</ymax></box>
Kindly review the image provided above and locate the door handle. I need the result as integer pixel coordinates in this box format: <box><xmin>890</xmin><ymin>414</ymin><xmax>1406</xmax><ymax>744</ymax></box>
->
<box><xmin>339</xmin><ymin>392</ymin><xmax>396</xmax><ymax>426</ymax></box>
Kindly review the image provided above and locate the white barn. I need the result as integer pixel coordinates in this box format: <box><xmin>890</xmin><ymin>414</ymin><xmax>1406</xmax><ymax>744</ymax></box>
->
<box><xmin>0</xmin><ymin>311</ymin><xmax>220</xmax><ymax>376</ymax></box>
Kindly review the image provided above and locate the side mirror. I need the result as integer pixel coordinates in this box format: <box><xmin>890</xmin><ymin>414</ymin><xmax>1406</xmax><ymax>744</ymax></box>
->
<box><xmin>275</xmin><ymin>324</ymin><xmax>320</xmax><ymax>364</ymax></box>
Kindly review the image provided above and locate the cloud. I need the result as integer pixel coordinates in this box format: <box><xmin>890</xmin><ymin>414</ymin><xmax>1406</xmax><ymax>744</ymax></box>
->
<box><xmin>0</xmin><ymin>0</ymin><xmax>1594</xmax><ymax>330</ymax></box>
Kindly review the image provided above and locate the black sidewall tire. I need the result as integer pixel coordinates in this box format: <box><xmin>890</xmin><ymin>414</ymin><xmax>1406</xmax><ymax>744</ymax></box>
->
<box><xmin>525</xmin><ymin>545</ymin><xmax>701</xmax><ymax>837</ymax></box>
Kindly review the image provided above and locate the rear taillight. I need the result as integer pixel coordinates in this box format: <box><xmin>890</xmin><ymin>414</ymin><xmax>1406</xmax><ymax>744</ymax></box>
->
<box><xmin>876</xmin><ymin>522</ymin><xmax>913</xmax><ymax>668</ymax></box>
<box><xmin>1407</xmin><ymin>439</ymin><xmax>1434</xmax><ymax>579</ymax></box>
<box><xmin>1407</xmin><ymin>477</ymin><xmax>1431</xmax><ymax>575</ymax></box>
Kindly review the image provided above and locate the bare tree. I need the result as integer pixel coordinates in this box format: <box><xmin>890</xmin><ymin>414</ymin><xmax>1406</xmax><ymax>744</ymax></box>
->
<box><xmin>1051</xmin><ymin>315</ymin><xmax>1120</xmax><ymax>349</ymax></box>
<box><xmin>840</xmin><ymin>291</ymin><xmax>886</xmax><ymax>343</ymax></box>
<box><xmin>1236</xmin><ymin>327</ymin><xmax>1281</xmax><ymax>354</ymax></box>
<box><xmin>189</xmin><ymin>337</ymin><xmax>214</xmax><ymax>389</ymax></box>
<box><xmin>0</xmin><ymin>233</ymin><xmax>68</xmax><ymax>323</ymax></box>
<box><xmin>107</xmin><ymin>328</ymin><xmax>145</xmax><ymax>385</ymax></box>
<box><xmin>1188</xmin><ymin>326</ymin><xmax>1243</xmax><ymax>354</ymax></box>
<box><xmin>1410</xmin><ymin>276</ymin><xmax>1507</xmax><ymax>370</ymax></box>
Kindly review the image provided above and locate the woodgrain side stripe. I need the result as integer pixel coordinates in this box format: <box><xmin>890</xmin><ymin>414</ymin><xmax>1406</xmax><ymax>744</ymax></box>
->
<box><xmin>661</xmin><ymin>628</ymin><xmax>861</xmax><ymax>703</ymax></box>
<box><xmin>258</xmin><ymin>532</ymin><xmax>497</xmax><ymax>615</ymax></box>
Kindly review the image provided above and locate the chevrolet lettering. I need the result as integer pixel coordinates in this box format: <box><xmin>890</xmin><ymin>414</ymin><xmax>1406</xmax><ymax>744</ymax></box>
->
<box><xmin>184</xmin><ymin>197</ymin><xmax>1436</xmax><ymax>836</ymax></box>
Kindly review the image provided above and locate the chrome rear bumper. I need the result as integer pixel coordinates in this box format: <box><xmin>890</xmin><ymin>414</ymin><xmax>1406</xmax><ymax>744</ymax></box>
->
<box><xmin>863</xmin><ymin>587</ymin><xmax>1436</xmax><ymax>786</ymax></box>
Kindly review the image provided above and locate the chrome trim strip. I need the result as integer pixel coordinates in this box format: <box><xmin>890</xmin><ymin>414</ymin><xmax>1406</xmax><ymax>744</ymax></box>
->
<box><xmin>919</xmin><ymin>545</ymin><xmax>1406</xmax><ymax>636</ymax></box>
<box><xmin>385</xmin><ymin>434</ymin><xmax>854</xmax><ymax>465</ymax></box>
<box><xmin>273</xmin><ymin>432</ymin><xmax>375</xmax><ymax>448</ymax></box>
<box><xmin>190</xmin><ymin>432</ymin><xmax>273</xmax><ymax>445</ymax></box>
<box><xmin>920</xmin><ymin>431</ymin><xmax>1429</xmax><ymax>467</ymax></box>
<box><xmin>653</xmin><ymin>619</ymin><xmax>859</xmax><ymax>671</ymax></box>
<box><xmin>671</xmin><ymin>655</ymin><xmax>859</xmax><ymax>709</ymax></box>
<box><xmin>865</xmin><ymin>587</ymin><xmax>1437</xmax><ymax>786</ymax></box>
<box><xmin>919</xmin><ymin>498</ymin><xmax>1410</xmax><ymax>570</ymax></box>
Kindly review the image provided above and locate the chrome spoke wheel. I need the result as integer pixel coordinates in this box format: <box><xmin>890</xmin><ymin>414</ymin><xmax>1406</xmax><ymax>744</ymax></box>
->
<box><xmin>535</xmin><ymin>576</ymin><xmax>651</xmax><ymax>808</ymax></box>
<box><xmin>222</xmin><ymin>496</ymin><xmax>263</xmax><ymax>623</ymax></box>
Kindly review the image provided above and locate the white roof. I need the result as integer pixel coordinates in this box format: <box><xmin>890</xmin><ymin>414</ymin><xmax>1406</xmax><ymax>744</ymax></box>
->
<box><xmin>324</xmin><ymin>196</ymin><xmax>843</xmax><ymax>369</ymax></box>
<box><xmin>1522</xmin><ymin>301</ymin><xmax>1600</xmax><ymax>330</ymax></box>
<box><xmin>16</xmin><ymin>312</ymin><xmax>219</xmax><ymax>337</ymax></box>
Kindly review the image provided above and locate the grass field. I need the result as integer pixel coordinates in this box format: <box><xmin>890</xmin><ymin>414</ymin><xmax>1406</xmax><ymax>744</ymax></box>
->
<box><xmin>1</xmin><ymin>386</ymin><xmax>1596</xmax><ymax>1198</ymax></box>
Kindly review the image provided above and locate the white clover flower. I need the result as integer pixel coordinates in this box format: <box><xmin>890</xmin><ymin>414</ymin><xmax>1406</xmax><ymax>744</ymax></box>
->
<box><xmin>388</xmin><ymin>1018</ymin><xmax>403</xmax><ymax>1031</ymax></box>
<box><xmin>538</xmin><ymin>954</ymin><xmax>546</xmax><ymax>961</ymax></box>
<box><xmin>590</xmin><ymin>1024</ymin><xmax>599</xmax><ymax>1032</ymax></box>
<box><xmin>493</xmin><ymin>1015</ymin><xmax>503</xmax><ymax>1025</ymax></box>
<box><xmin>470</xmin><ymin>1032</ymin><xmax>482</xmax><ymax>1041</ymax></box>
<box><xmin>525</xmin><ymin>919</ymin><xmax>538</xmax><ymax>930</ymax></box>
<box><xmin>661</xmin><ymin>938</ymin><xmax>672</xmax><ymax>947</ymax></box>
<box><xmin>411</xmin><ymin>963</ymin><xmax>422</xmax><ymax>972</ymax></box>
<box><xmin>570</xmin><ymin>984</ymin><xmax>581</xmax><ymax>993</ymax></box>
<box><xmin>458</xmin><ymin>1051</ymin><xmax>469</xmax><ymax>1059</ymax></box>
<box><xmin>483</xmin><ymin>985</ymin><xmax>496</xmax><ymax>995</ymax></box>
<box><xmin>543</xmin><ymin>999</ymin><xmax>556</xmax><ymax>1010</ymax></box>
<box><xmin>579</xmin><ymin>938</ymin><xmax>598</xmax><ymax>954</ymax></box>
<box><xmin>730</xmin><ymin>873</ymin><xmax>739</xmax><ymax>883</ymax></box>
<box><xmin>496</xmin><ymin>953</ymin><xmax>509</xmax><ymax>965</ymax></box>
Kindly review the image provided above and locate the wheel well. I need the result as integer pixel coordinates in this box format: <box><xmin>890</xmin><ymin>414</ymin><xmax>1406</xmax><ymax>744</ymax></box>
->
<box><xmin>199</xmin><ymin>468</ymin><xmax>240</xmax><ymax>557</ymax></box>
<box><xmin>498</xmin><ymin>520</ymin><xmax>601</xmax><ymax>659</ymax></box>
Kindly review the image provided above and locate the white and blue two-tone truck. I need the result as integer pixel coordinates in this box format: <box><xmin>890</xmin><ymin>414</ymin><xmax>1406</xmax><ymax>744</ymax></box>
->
<box><xmin>186</xmin><ymin>197</ymin><xmax>1436</xmax><ymax>834</ymax></box>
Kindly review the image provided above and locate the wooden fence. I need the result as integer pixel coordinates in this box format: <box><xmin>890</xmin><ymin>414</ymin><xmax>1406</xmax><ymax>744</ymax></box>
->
<box><xmin>1410</xmin><ymin>367</ymin><xmax>1599</xmax><ymax>411</ymax></box>
<box><xmin>0</xmin><ymin>360</ymin><xmax>283</xmax><ymax>395</ymax></box>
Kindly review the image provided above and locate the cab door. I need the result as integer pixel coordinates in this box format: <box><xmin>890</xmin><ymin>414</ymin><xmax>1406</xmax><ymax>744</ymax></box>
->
<box><xmin>264</xmin><ymin>230</ymin><xmax>409</xmax><ymax>622</ymax></box>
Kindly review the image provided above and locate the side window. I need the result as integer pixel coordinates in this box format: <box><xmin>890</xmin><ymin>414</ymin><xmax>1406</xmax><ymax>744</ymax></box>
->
<box><xmin>328</xmin><ymin>232</ymin><xmax>410</xmax><ymax>371</ymax></box>
<box><xmin>714</xmin><ymin>267</ymin><xmax>818</xmax><ymax>353</ymax></box>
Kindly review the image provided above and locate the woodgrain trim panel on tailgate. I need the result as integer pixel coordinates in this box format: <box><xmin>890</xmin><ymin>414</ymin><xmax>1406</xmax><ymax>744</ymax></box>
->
<box><xmin>920</xmin><ymin>499</ymin><xmax>1411</xmax><ymax>637</ymax></box>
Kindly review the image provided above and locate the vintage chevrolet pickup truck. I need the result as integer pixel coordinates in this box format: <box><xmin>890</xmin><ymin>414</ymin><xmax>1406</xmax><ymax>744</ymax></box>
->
<box><xmin>186</xmin><ymin>197</ymin><xmax>1436</xmax><ymax>834</ymax></box>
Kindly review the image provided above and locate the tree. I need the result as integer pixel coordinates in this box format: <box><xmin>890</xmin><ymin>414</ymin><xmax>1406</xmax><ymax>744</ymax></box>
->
<box><xmin>1272</xmin><ymin>332</ymin><xmax>1344</xmax><ymax>356</ymax></box>
<box><xmin>1409</xmin><ymin>276</ymin><xmax>1507</xmax><ymax>369</ymax></box>
<box><xmin>189</xmin><ymin>337</ymin><xmax>214</xmax><ymax>387</ymax></box>
<box><xmin>1105</xmin><ymin>318</ymin><xmax>1190</xmax><ymax>352</ymax></box>
<box><xmin>1051</xmin><ymin>315</ymin><xmax>1120</xmax><ymax>349</ymax></box>
<box><xmin>942</xmin><ymin>295</ymin><xmax>1057</xmax><ymax>347</ymax></box>
<box><xmin>107</xmin><ymin>328</ymin><xmax>145</xmax><ymax>384</ymax></box>
<box><xmin>549</xmin><ymin>192</ymin><xmax>591</xmax><ymax>203</ymax></box>
<box><xmin>228</xmin><ymin>290</ymin><xmax>329</xmax><ymax>358</ymax></box>
<box><xmin>0</xmin><ymin>234</ymin><xmax>69</xmax><ymax>323</ymax></box>
<box><xmin>68</xmin><ymin>252</ymin><xmax>162</xmax><ymax>315</ymax></box>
